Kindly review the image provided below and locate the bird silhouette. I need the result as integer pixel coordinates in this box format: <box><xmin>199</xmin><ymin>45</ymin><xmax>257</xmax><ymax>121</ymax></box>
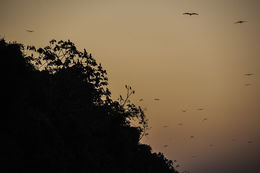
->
<box><xmin>139</xmin><ymin>98</ymin><xmax>143</xmax><ymax>102</ymax></box>
<box><xmin>197</xmin><ymin>108</ymin><xmax>204</xmax><ymax>111</ymax></box>
<box><xmin>163</xmin><ymin>145</ymin><xmax>168</xmax><ymax>148</ymax></box>
<box><xmin>244</xmin><ymin>73</ymin><xmax>254</xmax><ymax>76</ymax></box>
<box><xmin>244</xmin><ymin>83</ymin><xmax>252</xmax><ymax>86</ymax></box>
<box><xmin>178</xmin><ymin>123</ymin><xmax>183</xmax><ymax>126</ymax></box>
<box><xmin>26</xmin><ymin>30</ymin><xmax>34</xmax><ymax>32</ymax></box>
<box><xmin>182</xmin><ymin>110</ymin><xmax>187</xmax><ymax>112</ymax></box>
<box><xmin>163</xmin><ymin>125</ymin><xmax>168</xmax><ymax>128</ymax></box>
<box><xmin>190</xmin><ymin>135</ymin><xmax>194</xmax><ymax>139</ymax></box>
<box><xmin>247</xmin><ymin>141</ymin><xmax>253</xmax><ymax>144</ymax></box>
<box><xmin>154</xmin><ymin>98</ymin><xmax>160</xmax><ymax>101</ymax></box>
<box><xmin>183</xmin><ymin>12</ymin><xmax>199</xmax><ymax>16</ymax></box>
<box><xmin>234</xmin><ymin>20</ymin><xmax>247</xmax><ymax>24</ymax></box>
<box><xmin>202</xmin><ymin>118</ymin><xmax>208</xmax><ymax>121</ymax></box>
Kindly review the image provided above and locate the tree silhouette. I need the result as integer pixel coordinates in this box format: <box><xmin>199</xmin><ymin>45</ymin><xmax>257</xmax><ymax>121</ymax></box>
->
<box><xmin>1</xmin><ymin>38</ymin><xmax>179</xmax><ymax>173</ymax></box>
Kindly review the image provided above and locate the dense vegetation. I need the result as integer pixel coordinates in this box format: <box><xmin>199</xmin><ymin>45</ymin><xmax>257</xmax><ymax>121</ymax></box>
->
<box><xmin>1</xmin><ymin>38</ymin><xmax>179</xmax><ymax>173</ymax></box>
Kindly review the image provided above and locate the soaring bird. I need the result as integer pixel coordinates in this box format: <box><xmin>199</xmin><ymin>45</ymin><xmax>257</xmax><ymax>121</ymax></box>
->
<box><xmin>26</xmin><ymin>30</ymin><xmax>34</xmax><ymax>32</ymax></box>
<box><xmin>139</xmin><ymin>98</ymin><xmax>144</xmax><ymax>102</ymax></box>
<box><xmin>178</xmin><ymin>123</ymin><xmax>183</xmax><ymax>126</ymax></box>
<box><xmin>154</xmin><ymin>98</ymin><xmax>160</xmax><ymax>101</ymax></box>
<box><xmin>245</xmin><ymin>83</ymin><xmax>252</xmax><ymax>86</ymax></box>
<box><xmin>163</xmin><ymin>125</ymin><xmax>168</xmax><ymax>128</ymax></box>
<box><xmin>234</xmin><ymin>20</ymin><xmax>247</xmax><ymax>24</ymax></box>
<box><xmin>244</xmin><ymin>73</ymin><xmax>254</xmax><ymax>76</ymax></box>
<box><xmin>197</xmin><ymin>108</ymin><xmax>204</xmax><ymax>111</ymax></box>
<box><xmin>190</xmin><ymin>135</ymin><xmax>194</xmax><ymax>139</ymax></box>
<box><xmin>248</xmin><ymin>141</ymin><xmax>253</xmax><ymax>144</ymax></box>
<box><xmin>183</xmin><ymin>12</ymin><xmax>199</xmax><ymax>16</ymax></box>
<box><xmin>202</xmin><ymin>118</ymin><xmax>208</xmax><ymax>121</ymax></box>
<box><xmin>182</xmin><ymin>110</ymin><xmax>187</xmax><ymax>112</ymax></box>
<box><xmin>163</xmin><ymin>145</ymin><xmax>168</xmax><ymax>148</ymax></box>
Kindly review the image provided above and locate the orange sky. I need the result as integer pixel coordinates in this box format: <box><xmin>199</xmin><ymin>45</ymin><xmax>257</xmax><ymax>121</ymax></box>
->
<box><xmin>1</xmin><ymin>0</ymin><xmax>260</xmax><ymax>172</ymax></box>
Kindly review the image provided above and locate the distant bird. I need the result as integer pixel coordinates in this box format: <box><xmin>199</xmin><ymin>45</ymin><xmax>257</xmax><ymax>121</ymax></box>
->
<box><xmin>234</xmin><ymin>20</ymin><xmax>247</xmax><ymax>24</ymax></box>
<box><xmin>247</xmin><ymin>141</ymin><xmax>253</xmax><ymax>144</ymax></box>
<box><xmin>244</xmin><ymin>83</ymin><xmax>252</xmax><ymax>86</ymax></box>
<box><xmin>154</xmin><ymin>98</ymin><xmax>160</xmax><ymax>101</ymax></box>
<box><xmin>244</xmin><ymin>73</ymin><xmax>254</xmax><ymax>76</ymax></box>
<box><xmin>139</xmin><ymin>98</ymin><xmax>144</xmax><ymax>102</ymax></box>
<box><xmin>202</xmin><ymin>118</ymin><xmax>208</xmax><ymax>121</ymax></box>
<box><xmin>163</xmin><ymin>145</ymin><xmax>168</xmax><ymax>148</ymax></box>
<box><xmin>190</xmin><ymin>135</ymin><xmax>194</xmax><ymax>139</ymax></box>
<box><xmin>183</xmin><ymin>12</ymin><xmax>199</xmax><ymax>16</ymax></box>
<box><xmin>163</xmin><ymin>125</ymin><xmax>168</xmax><ymax>128</ymax></box>
<box><xmin>197</xmin><ymin>108</ymin><xmax>204</xmax><ymax>111</ymax></box>
<box><xmin>178</xmin><ymin>123</ymin><xmax>183</xmax><ymax>126</ymax></box>
<box><xmin>26</xmin><ymin>30</ymin><xmax>34</xmax><ymax>32</ymax></box>
<box><xmin>191</xmin><ymin>155</ymin><xmax>197</xmax><ymax>158</ymax></box>
<box><xmin>182</xmin><ymin>110</ymin><xmax>187</xmax><ymax>112</ymax></box>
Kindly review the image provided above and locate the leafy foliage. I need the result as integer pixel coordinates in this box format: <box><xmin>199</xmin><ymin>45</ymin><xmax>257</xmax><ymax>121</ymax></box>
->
<box><xmin>1</xmin><ymin>38</ymin><xmax>179</xmax><ymax>173</ymax></box>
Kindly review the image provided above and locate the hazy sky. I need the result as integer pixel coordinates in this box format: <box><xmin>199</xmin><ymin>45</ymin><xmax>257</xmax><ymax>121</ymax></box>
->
<box><xmin>1</xmin><ymin>0</ymin><xmax>260</xmax><ymax>172</ymax></box>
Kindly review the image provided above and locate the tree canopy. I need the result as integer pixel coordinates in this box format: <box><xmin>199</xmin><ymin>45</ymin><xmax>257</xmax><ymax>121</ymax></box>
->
<box><xmin>1</xmin><ymin>38</ymin><xmax>179</xmax><ymax>173</ymax></box>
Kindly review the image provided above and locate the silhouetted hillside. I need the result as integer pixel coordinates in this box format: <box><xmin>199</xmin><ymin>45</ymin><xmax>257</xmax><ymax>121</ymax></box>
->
<box><xmin>1</xmin><ymin>38</ymin><xmax>179</xmax><ymax>173</ymax></box>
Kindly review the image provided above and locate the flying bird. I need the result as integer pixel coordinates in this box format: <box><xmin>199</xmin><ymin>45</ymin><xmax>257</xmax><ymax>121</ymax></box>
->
<box><xmin>244</xmin><ymin>73</ymin><xmax>254</xmax><ymax>76</ymax></box>
<box><xmin>182</xmin><ymin>110</ymin><xmax>187</xmax><ymax>112</ymax></box>
<box><xmin>163</xmin><ymin>125</ymin><xmax>168</xmax><ymax>128</ymax></box>
<box><xmin>163</xmin><ymin>145</ymin><xmax>168</xmax><ymax>148</ymax></box>
<box><xmin>247</xmin><ymin>141</ymin><xmax>253</xmax><ymax>144</ymax></box>
<box><xmin>234</xmin><ymin>20</ymin><xmax>247</xmax><ymax>24</ymax></box>
<box><xmin>154</xmin><ymin>98</ymin><xmax>160</xmax><ymax>101</ymax></box>
<box><xmin>178</xmin><ymin>123</ymin><xmax>183</xmax><ymax>126</ymax></box>
<box><xmin>202</xmin><ymin>118</ymin><xmax>208</xmax><ymax>121</ymax></box>
<box><xmin>190</xmin><ymin>135</ymin><xmax>194</xmax><ymax>139</ymax></box>
<box><xmin>244</xmin><ymin>83</ymin><xmax>252</xmax><ymax>86</ymax></box>
<box><xmin>197</xmin><ymin>108</ymin><xmax>204</xmax><ymax>111</ymax></box>
<box><xmin>139</xmin><ymin>98</ymin><xmax>144</xmax><ymax>102</ymax></box>
<box><xmin>26</xmin><ymin>30</ymin><xmax>34</xmax><ymax>32</ymax></box>
<box><xmin>183</xmin><ymin>12</ymin><xmax>199</xmax><ymax>16</ymax></box>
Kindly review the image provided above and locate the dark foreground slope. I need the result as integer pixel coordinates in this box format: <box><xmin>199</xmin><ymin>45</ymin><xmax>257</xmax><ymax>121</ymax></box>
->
<box><xmin>1</xmin><ymin>39</ymin><xmax>179</xmax><ymax>173</ymax></box>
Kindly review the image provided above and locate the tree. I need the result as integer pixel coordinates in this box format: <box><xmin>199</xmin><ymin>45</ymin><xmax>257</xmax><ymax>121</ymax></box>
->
<box><xmin>1</xmin><ymin>38</ymin><xmax>179</xmax><ymax>173</ymax></box>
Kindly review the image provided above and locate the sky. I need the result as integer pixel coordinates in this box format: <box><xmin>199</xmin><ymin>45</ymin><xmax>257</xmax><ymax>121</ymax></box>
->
<box><xmin>1</xmin><ymin>0</ymin><xmax>260</xmax><ymax>172</ymax></box>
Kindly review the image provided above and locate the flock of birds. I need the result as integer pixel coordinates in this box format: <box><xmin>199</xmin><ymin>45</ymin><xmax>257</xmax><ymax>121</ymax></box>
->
<box><xmin>136</xmin><ymin>19</ymin><xmax>255</xmax><ymax>169</ymax></box>
<box><xmin>25</xmin><ymin>10</ymin><xmax>254</xmax><ymax>173</ymax></box>
<box><xmin>137</xmin><ymin>71</ymin><xmax>255</xmax><ymax>170</ymax></box>
<box><xmin>25</xmin><ymin>11</ymin><xmax>248</xmax><ymax>34</ymax></box>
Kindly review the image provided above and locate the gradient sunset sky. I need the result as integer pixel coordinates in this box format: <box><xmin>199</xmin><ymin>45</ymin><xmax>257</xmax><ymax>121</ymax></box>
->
<box><xmin>1</xmin><ymin>0</ymin><xmax>260</xmax><ymax>172</ymax></box>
